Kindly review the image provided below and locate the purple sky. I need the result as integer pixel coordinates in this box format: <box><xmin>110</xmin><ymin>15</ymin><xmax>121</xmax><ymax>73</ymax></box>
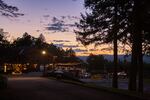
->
<box><xmin>0</xmin><ymin>0</ymin><xmax>84</xmax><ymax>38</ymax></box>
<box><xmin>0</xmin><ymin>0</ymin><xmax>114</xmax><ymax>55</ymax></box>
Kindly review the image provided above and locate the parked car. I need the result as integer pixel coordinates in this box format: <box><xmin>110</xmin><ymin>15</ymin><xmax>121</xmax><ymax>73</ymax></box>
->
<box><xmin>117</xmin><ymin>71</ymin><xmax>127</xmax><ymax>79</ymax></box>
<box><xmin>80</xmin><ymin>72</ymin><xmax>91</xmax><ymax>79</ymax></box>
<box><xmin>47</xmin><ymin>70</ymin><xmax>84</xmax><ymax>83</ymax></box>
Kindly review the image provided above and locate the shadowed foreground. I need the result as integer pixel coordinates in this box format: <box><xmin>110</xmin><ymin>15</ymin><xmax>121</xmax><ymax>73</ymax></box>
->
<box><xmin>0</xmin><ymin>77</ymin><xmax>144</xmax><ymax>100</ymax></box>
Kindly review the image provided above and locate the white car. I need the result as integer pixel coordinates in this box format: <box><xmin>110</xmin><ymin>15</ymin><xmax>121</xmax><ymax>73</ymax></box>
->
<box><xmin>117</xmin><ymin>71</ymin><xmax>127</xmax><ymax>78</ymax></box>
<box><xmin>80</xmin><ymin>72</ymin><xmax>91</xmax><ymax>78</ymax></box>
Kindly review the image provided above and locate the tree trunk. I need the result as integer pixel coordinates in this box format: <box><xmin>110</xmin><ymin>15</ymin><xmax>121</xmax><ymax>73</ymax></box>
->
<box><xmin>112</xmin><ymin>0</ymin><xmax>118</xmax><ymax>88</ymax></box>
<box><xmin>128</xmin><ymin>0</ymin><xmax>143</xmax><ymax>91</ymax></box>
<box><xmin>112</xmin><ymin>34</ymin><xmax>118</xmax><ymax>88</ymax></box>
<box><xmin>137</xmin><ymin>32</ymin><xmax>143</xmax><ymax>93</ymax></box>
<box><xmin>129</xmin><ymin>37</ymin><xmax>138</xmax><ymax>91</ymax></box>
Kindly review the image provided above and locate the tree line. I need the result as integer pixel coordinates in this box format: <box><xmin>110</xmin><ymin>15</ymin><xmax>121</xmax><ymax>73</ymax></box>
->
<box><xmin>0</xmin><ymin>32</ymin><xmax>81</xmax><ymax>65</ymax></box>
<box><xmin>86</xmin><ymin>54</ymin><xmax>150</xmax><ymax>78</ymax></box>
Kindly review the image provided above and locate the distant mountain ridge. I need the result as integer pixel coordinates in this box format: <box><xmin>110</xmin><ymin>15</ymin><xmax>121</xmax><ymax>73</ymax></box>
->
<box><xmin>78</xmin><ymin>55</ymin><xmax>150</xmax><ymax>63</ymax></box>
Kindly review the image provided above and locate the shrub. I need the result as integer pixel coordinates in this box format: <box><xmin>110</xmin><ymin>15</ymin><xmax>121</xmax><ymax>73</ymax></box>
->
<box><xmin>0</xmin><ymin>75</ymin><xmax>8</xmax><ymax>89</ymax></box>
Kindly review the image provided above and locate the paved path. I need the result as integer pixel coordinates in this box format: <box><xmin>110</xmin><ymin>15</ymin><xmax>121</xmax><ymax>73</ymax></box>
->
<box><xmin>0</xmin><ymin>77</ymin><xmax>144</xmax><ymax>100</ymax></box>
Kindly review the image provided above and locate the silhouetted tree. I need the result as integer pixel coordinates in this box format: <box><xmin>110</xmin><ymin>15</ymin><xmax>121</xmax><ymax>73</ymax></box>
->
<box><xmin>13</xmin><ymin>32</ymin><xmax>33</xmax><ymax>47</ymax></box>
<box><xmin>35</xmin><ymin>34</ymin><xmax>46</xmax><ymax>48</ymax></box>
<box><xmin>0</xmin><ymin>29</ymin><xmax>10</xmax><ymax>64</ymax></box>
<box><xmin>76</xmin><ymin>0</ymin><xmax>150</xmax><ymax>92</ymax></box>
<box><xmin>126</xmin><ymin>0</ymin><xmax>150</xmax><ymax>92</ymax></box>
<box><xmin>10</xmin><ymin>33</ymin><xmax>82</xmax><ymax>65</ymax></box>
<box><xmin>0</xmin><ymin>0</ymin><xmax>23</xmax><ymax>65</ymax></box>
<box><xmin>86</xmin><ymin>54</ymin><xmax>107</xmax><ymax>73</ymax></box>
<box><xmin>61</xmin><ymin>48</ymin><xmax>81</xmax><ymax>63</ymax></box>
<box><xmin>75</xmin><ymin>0</ymin><xmax>130</xmax><ymax>88</ymax></box>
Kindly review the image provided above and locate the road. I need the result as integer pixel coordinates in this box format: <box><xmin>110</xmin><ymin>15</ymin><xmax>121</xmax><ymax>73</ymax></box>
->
<box><xmin>81</xmin><ymin>79</ymin><xmax>150</xmax><ymax>93</ymax></box>
<box><xmin>0</xmin><ymin>77</ymin><xmax>144</xmax><ymax>100</ymax></box>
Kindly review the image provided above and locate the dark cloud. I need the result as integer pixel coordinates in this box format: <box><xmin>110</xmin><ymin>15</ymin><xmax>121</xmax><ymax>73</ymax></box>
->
<box><xmin>74</xmin><ymin>49</ymin><xmax>88</xmax><ymax>52</ymax></box>
<box><xmin>61</xmin><ymin>16</ymin><xmax>66</xmax><ymax>19</ymax></box>
<box><xmin>46</xmin><ymin>23</ymin><xmax>75</xmax><ymax>32</ymax></box>
<box><xmin>53</xmin><ymin>43</ymin><xmax>64</xmax><ymax>47</ymax></box>
<box><xmin>45</xmin><ymin>16</ymin><xmax>78</xmax><ymax>32</ymax></box>
<box><xmin>46</xmin><ymin>17</ymin><xmax>68</xmax><ymax>32</ymax></box>
<box><xmin>67</xmin><ymin>15</ymin><xmax>79</xmax><ymax>20</ymax></box>
<box><xmin>89</xmin><ymin>49</ymin><xmax>99</xmax><ymax>51</ymax></box>
<box><xmin>53</xmin><ymin>43</ymin><xmax>80</xmax><ymax>49</ymax></box>
<box><xmin>53</xmin><ymin>40</ymin><xmax>71</xmax><ymax>43</ymax></box>
<box><xmin>81</xmin><ymin>52</ymin><xmax>91</xmax><ymax>55</ymax></box>
<box><xmin>46</xmin><ymin>26</ymin><xmax>69</xmax><ymax>32</ymax></box>
<box><xmin>46</xmin><ymin>24</ymin><xmax>67</xmax><ymax>32</ymax></box>
<box><xmin>69</xmin><ymin>16</ymin><xmax>80</xmax><ymax>20</ymax></box>
<box><xmin>63</xmin><ymin>44</ymin><xmax>79</xmax><ymax>48</ymax></box>
<box><xmin>65</xmin><ymin>24</ymin><xmax>76</xmax><ymax>27</ymax></box>
<box><xmin>52</xmin><ymin>17</ymin><xmax>61</xmax><ymax>23</ymax></box>
<box><xmin>101</xmin><ymin>47</ymin><xmax>113</xmax><ymax>51</ymax></box>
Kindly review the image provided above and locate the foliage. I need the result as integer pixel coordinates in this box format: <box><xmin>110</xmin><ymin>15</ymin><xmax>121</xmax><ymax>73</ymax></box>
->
<box><xmin>76</xmin><ymin>0</ymin><xmax>150</xmax><ymax>92</ymax></box>
<box><xmin>13</xmin><ymin>32</ymin><xmax>33</xmax><ymax>47</ymax></box>
<box><xmin>57</xmin><ymin>48</ymin><xmax>82</xmax><ymax>63</ymax></box>
<box><xmin>75</xmin><ymin>0</ymin><xmax>132</xmax><ymax>46</ymax></box>
<box><xmin>0</xmin><ymin>32</ymin><xmax>81</xmax><ymax>65</ymax></box>
<box><xmin>86</xmin><ymin>54</ymin><xmax>107</xmax><ymax>72</ymax></box>
<box><xmin>75</xmin><ymin>0</ymin><xmax>131</xmax><ymax>88</ymax></box>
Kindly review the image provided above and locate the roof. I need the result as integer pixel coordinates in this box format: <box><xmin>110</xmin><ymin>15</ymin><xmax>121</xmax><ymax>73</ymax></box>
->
<box><xmin>56</xmin><ymin>63</ymin><xmax>82</xmax><ymax>66</ymax></box>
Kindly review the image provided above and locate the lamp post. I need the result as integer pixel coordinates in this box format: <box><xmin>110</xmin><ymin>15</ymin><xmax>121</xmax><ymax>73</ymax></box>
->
<box><xmin>41</xmin><ymin>50</ymin><xmax>46</xmax><ymax>76</ymax></box>
<box><xmin>52</xmin><ymin>56</ymin><xmax>57</xmax><ymax>69</ymax></box>
<box><xmin>42</xmin><ymin>50</ymin><xmax>46</xmax><ymax>55</ymax></box>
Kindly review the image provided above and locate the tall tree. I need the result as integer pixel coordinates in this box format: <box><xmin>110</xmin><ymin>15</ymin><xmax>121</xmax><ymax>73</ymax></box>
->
<box><xmin>112</xmin><ymin>0</ymin><xmax>118</xmax><ymax>88</ymax></box>
<box><xmin>0</xmin><ymin>0</ymin><xmax>24</xmax><ymax>64</ymax></box>
<box><xmin>127</xmin><ymin>0</ymin><xmax>150</xmax><ymax>92</ymax></box>
<box><xmin>75</xmin><ymin>0</ymin><xmax>129</xmax><ymax>88</ymax></box>
<box><xmin>35</xmin><ymin>34</ymin><xmax>46</xmax><ymax>48</ymax></box>
<box><xmin>0</xmin><ymin>29</ymin><xmax>10</xmax><ymax>64</ymax></box>
<box><xmin>76</xmin><ymin>0</ymin><xmax>150</xmax><ymax>92</ymax></box>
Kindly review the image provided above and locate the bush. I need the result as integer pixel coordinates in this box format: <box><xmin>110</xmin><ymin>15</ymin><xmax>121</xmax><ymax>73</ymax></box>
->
<box><xmin>0</xmin><ymin>75</ymin><xmax>8</xmax><ymax>89</ymax></box>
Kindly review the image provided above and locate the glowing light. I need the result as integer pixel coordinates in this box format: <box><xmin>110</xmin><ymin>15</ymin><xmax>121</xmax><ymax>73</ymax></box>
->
<box><xmin>42</xmin><ymin>50</ymin><xmax>46</xmax><ymax>55</ymax></box>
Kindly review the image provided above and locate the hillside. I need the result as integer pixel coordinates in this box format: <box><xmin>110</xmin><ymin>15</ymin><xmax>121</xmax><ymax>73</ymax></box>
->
<box><xmin>78</xmin><ymin>55</ymin><xmax>150</xmax><ymax>63</ymax></box>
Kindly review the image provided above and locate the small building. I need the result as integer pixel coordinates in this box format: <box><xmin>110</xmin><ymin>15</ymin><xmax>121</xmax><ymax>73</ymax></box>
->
<box><xmin>47</xmin><ymin>62</ymin><xmax>86</xmax><ymax>77</ymax></box>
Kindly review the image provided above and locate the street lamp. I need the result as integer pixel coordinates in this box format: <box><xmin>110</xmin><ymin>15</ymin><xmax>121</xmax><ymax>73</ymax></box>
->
<box><xmin>52</xmin><ymin>56</ymin><xmax>57</xmax><ymax>69</ymax></box>
<box><xmin>42</xmin><ymin>50</ymin><xmax>46</xmax><ymax>55</ymax></box>
<box><xmin>41</xmin><ymin>50</ymin><xmax>47</xmax><ymax>76</ymax></box>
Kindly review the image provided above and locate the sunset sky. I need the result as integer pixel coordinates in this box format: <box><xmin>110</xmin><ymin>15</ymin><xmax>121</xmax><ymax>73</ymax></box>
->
<box><xmin>0</xmin><ymin>0</ymin><xmax>114</xmax><ymax>56</ymax></box>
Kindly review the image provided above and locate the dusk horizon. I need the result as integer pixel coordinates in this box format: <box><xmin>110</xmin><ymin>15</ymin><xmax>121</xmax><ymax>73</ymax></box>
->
<box><xmin>0</xmin><ymin>0</ymin><xmax>150</xmax><ymax>100</ymax></box>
